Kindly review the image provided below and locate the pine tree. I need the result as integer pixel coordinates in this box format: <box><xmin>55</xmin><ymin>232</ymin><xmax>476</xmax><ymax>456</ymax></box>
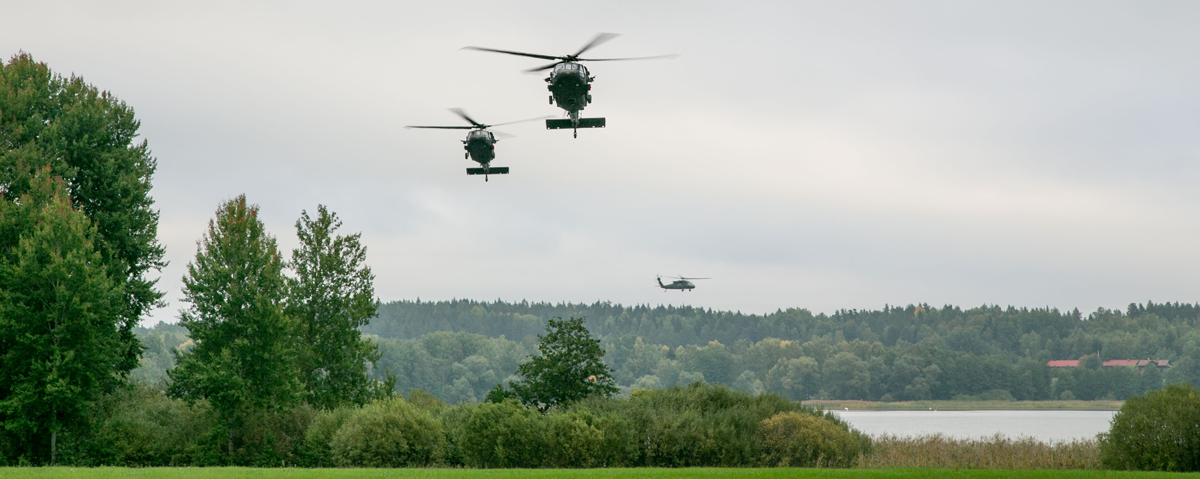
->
<box><xmin>287</xmin><ymin>205</ymin><xmax>385</xmax><ymax>409</ymax></box>
<box><xmin>509</xmin><ymin>317</ymin><xmax>617</xmax><ymax>409</ymax></box>
<box><xmin>0</xmin><ymin>172</ymin><xmax>123</xmax><ymax>464</ymax></box>
<box><xmin>168</xmin><ymin>195</ymin><xmax>301</xmax><ymax>457</ymax></box>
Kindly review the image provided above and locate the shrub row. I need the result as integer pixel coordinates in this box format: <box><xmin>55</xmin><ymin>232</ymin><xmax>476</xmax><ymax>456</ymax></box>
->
<box><xmin>66</xmin><ymin>382</ymin><xmax>866</xmax><ymax>468</ymax></box>
<box><xmin>311</xmin><ymin>383</ymin><xmax>869</xmax><ymax>468</ymax></box>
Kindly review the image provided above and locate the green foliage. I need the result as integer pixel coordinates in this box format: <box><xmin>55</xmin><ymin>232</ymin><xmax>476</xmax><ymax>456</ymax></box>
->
<box><xmin>565</xmin><ymin>382</ymin><xmax>869</xmax><ymax>468</ymax></box>
<box><xmin>758</xmin><ymin>412</ymin><xmax>859</xmax><ymax>467</ymax></box>
<box><xmin>451</xmin><ymin>400</ymin><xmax>546</xmax><ymax>468</ymax></box>
<box><xmin>299</xmin><ymin>406</ymin><xmax>356</xmax><ymax>467</ymax></box>
<box><xmin>1101</xmin><ymin>383</ymin><xmax>1200</xmax><ymax>471</ymax></box>
<box><xmin>287</xmin><ymin>205</ymin><xmax>383</xmax><ymax>409</ymax></box>
<box><xmin>510</xmin><ymin>317</ymin><xmax>618</xmax><ymax>409</ymax></box>
<box><xmin>329</xmin><ymin>398</ymin><xmax>445</xmax><ymax>467</ymax></box>
<box><xmin>0</xmin><ymin>173</ymin><xmax>126</xmax><ymax>464</ymax></box>
<box><xmin>89</xmin><ymin>384</ymin><xmax>218</xmax><ymax>466</ymax></box>
<box><xmin>543</xmin><ymin>411</ymin><xmax>606</xmax><ymax>468</ymax></box>
<box><xmin>168</xmin><ymin>195</ymin><xmax>303</xmax><ymax>461</ymax></box>
<box><xmin>130</xmin><ymin>322</ymin><xmax>190</xmax><ymax>385</ymax></box>
<box><xmin>373</xmin><ymin>331</ymin><xmax>530</xmax><ymax>403</ymax></box>
<box><xmin>371</xmin><ymin>299</ymin><xmax>1198</xmax><ymax>401</ymax></box>
<box><xmin>0</xmin><ymin>53</ymin><xmax>165</xmax><ymax>378</ymax></box>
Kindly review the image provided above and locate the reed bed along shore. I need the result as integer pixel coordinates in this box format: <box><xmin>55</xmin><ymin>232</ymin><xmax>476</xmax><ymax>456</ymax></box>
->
<box><xmin>807</xmin><ymin>400</ymin><xmax>1123</xmax><ymax>411</ymax></box>
<box><xmin>857</xmin><ymin>434</ymin><xmax>1101</xmax><ymax>470</ymax></box>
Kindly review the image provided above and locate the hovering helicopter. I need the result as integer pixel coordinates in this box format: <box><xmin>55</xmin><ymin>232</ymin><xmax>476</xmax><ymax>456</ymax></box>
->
<box><xmin>463</xmin><ymin>33</ymin><xmax>676</xmax><ymax>138</ymax></box>
<box><xmin>406</xmin><ymin>109</ymin><xmax>548</xmax><ymax>181</ymax></box>
<box><xmin>657</xmin><ymin>275</ymin><xmax>709</xmax><ymax>292</ymax></box>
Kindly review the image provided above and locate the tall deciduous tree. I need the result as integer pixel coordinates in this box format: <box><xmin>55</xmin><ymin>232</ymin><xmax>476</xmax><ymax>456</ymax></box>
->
<box><xmin>168</xmin><ymin>195</ymin><xmax>301</xmax><ymax>457</ymax></box>
<box><xmin>287</xmin><ymin>205</ymin><xmax>384</xmax><ymax>409</ymax></box>
<box><xmin>0</xmin><ymin>53</ymin><xmax>165</xmax><ymax>374</ymax></box>
<box><xmin>0</xmin><ymin>172</ymin><xmax>123</xmax><ymax>464</ymax></box>
<box><xmin>509</xmin><ymin>317</ymin><xmax>617</xmax><ymax>409</ymax></box>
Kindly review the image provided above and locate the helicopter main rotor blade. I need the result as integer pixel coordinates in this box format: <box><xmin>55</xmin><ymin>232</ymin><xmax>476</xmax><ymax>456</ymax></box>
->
<box><xmin>491</xmin><ymin>130</ymin><xmax>516</xmax><ymax>139</ymax></box>
<box><xmin>489</xmin><ymin>115</ymin><xmax>554</xmax><ymax>127</ymax></box>
<box><xmin>578</xmin><ymin>54</ymin><xmax>680</xmax><ymax>62</ymax></box>
<box><xmin>449</xmin><ymin>108</ymin><xmax>485</xmax><ymax>128</ymax></box>
<box><xmin>573</xmin><ymin>32</ymin><xmax>619</xmax><ymax>57</ymax></box>
<box><xmin>523</xmin><ymin>61</ymin><xmax>563</xmax><ymax>73</ymax></box>
<box><xmin>461</xmin><ymin>46</ymin><xmax>563</xmax><ymax>61</ymax></box>
<box><xmin>405</xmin><ymin>125</ymin><xmax>475</xmax><ymax>130</ymax></box>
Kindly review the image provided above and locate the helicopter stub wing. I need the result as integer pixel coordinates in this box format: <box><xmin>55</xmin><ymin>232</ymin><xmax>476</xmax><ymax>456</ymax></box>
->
<box><xmin>546</xmin><ymin>118</ymin><xmax>606</xmax><ymax>129</ymax></box>
<box><xmin>467</xmin><ymin>167</ymin><xmax>509</xmax><ymax>175</ymax></box>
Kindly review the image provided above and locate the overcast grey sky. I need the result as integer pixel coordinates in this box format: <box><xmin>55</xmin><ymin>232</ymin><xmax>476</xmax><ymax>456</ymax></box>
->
<box><xmin>5</xmin><ymin>1</ymin><xmax>1199</xmax><ymax>324</ymax></box>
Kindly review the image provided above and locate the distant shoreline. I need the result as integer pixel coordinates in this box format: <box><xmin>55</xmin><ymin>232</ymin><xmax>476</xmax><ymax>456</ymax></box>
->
<box><xmin>804</xmin><ymin>399</ymin><xmax>1123</xmax><ymax>411</ymax></box>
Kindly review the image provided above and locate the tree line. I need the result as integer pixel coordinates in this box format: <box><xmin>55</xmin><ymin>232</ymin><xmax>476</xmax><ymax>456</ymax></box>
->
<box><xmin>1</xmin><ymin>53</ymin><xmax>388</xmax><ymax>465</ymax></box>
<box><xmin>355</xmin><ymin>299</ymin><xmax>1200</xmax><ymax>402</ymax></box>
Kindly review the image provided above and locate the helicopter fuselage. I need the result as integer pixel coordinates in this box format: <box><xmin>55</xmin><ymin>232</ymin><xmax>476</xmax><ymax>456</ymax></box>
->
<box><xmin>462</xmin><ymin>129</ymin><xmax>496</xmax><ymax>165</ymax></box>
<box><xmin>547</xmin><ymin>62</ymin><xmax>592</xmax><ymax>119</ymax></box>
<box><xmin>657</xmin><ymin>278</ymin><xmax>695</xmax><ymax>291</ymax></box>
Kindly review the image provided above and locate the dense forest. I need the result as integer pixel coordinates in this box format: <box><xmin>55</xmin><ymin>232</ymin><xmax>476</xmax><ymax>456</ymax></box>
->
<box><xmin>135</xmin><ymin>299</ymin><xmax>1200</xmax><ymax>404</ymax></box>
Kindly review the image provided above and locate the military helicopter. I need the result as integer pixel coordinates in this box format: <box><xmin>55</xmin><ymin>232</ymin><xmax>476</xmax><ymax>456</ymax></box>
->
<box><xmin>657</xmin><ymin>275</ymin><xmax>709</xmax><ymax>292</ymax></box>
<box><xmin>406</xmin><ymin>109</ymin><xmax>548</xmax><ymax>181</ymax></box>
<box><xmin>463</xmin><ymin>33</ymin><xmax>676</xmax><ymax>138</ymax></box>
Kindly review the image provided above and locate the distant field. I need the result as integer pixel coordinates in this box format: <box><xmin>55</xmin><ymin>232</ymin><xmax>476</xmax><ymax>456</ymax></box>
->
<box><xmin>0</xmin><ymin>469</ymin><xmax>1195</xmax><ymax>479</ymax></box>
<box><xmin>805</xmin><ymin>400</ymin><xmax>1124</xmax><ymax>411</ymax></box>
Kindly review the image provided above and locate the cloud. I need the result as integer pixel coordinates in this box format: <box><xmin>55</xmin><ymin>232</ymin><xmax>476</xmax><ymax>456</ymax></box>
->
<box><xmin>3</xmin><ymin>1</ymin><xmax>1197</xmax><ymax>323</ymax></box>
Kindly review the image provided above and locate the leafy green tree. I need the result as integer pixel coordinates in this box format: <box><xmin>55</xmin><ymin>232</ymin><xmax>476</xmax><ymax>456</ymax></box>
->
<box><xmin>286</xmin><ymin>205</ymin><xmax>384</xmax><ymax>409</ymax></box>
<box><xmin>0</xmin><ymin>173</ymin><xmax>124</xmax><ymax>464</ymax></box>
<box><xmin>1102</xmin><ymin>383</ymin><xmax>1200</xmax><ymax>471</ymax></box>
<box><xmin>766</xmin><ymin>357</ymin><xmax>820</xmax><ymax>400</ymax></box>
<box><xmin>510</xmin><ymin>317</ymin><xmax>618</xmax><ymax>409</ymax></box>
<box><xmin>168</xmin><ymin>195</ymin><xmax>302</xmax><ymax>458</ymax></box>
<box><xmin>823</xmin><ymin>352</ymin><xmax>870</xmax><ymax>400</ymax></box>
<box><xmin>0</xmin><ymin>53</ymin><xmax>166</xmax><ymax>374</ymax></box>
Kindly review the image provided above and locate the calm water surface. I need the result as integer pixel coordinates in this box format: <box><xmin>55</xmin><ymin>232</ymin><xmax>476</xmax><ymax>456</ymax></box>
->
<box><xmin>830</xmin><ymin>410</ymin><xmax>1116</xmax><ymax>442</ymax></box>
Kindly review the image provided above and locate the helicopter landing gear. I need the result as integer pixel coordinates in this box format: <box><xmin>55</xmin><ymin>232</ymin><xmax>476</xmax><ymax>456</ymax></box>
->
<box><xmin>573</xmin><ymin>129</ymin><xmax>577</xmax><ymax>138</ymax></box>
<box><xmin>549</xmin><ymin>95</ymin><xmax>554</xmax><ymax>105</ymax></box>
<box><xmin>586</xmin><ymin>94</ymin><xmax>592</xmax><ymax>104</ymax></box>
<box><xmin>465</xmin><ymin>152</ymin><xmax>469</xmax><ymax>159</ymax></box>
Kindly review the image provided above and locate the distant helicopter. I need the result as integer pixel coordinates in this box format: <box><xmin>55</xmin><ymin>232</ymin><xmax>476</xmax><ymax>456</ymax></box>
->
<box><xmin>406</xmin><ymin>109</ymin><xmax>548</xmax><ymax>181</ymax></box>
<box><xmin>463</xmin><ymin>33</ymin><xmax>676</xmax><ymax>138</ymax></box>
<box><xmin>657</xmin><ymin>275</ymin><xmax>709</xmax><ymax>292</ymax></box>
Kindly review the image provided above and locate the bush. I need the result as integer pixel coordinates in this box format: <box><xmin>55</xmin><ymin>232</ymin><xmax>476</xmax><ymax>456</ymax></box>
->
<box><xmin>329</xmin><ymin>398</ymin><xmax>445</xmax><ymax>467</ymax></box>
<box><xmin>89</xmin><ymin>384</ymin><xmax>219</xmax><ymax>466</ymax></box>
<box><xmin>233</xmin><ymin>405</ymin><xmax>317</xmax><ymax>466</ymax></box>
<box><xmin>451</xmin><ymin>399</ymin><xmax>545</xmax><ymax>468</ymax></box>
<box><xmin>1101</xmin><ymin>383</ymin><xmax>1200</xmax><ymax>471</ymax></box>
<box><xmin>301</xmin><ymin>406</ymin><xmax>357</xmax><ymax>467</ymax></box>
<box><xmin>758</xmin><ymin>412</ymin><xmax>859</xmax><ymax>467</ymax></box>
<box><xmin>566</xmin><ymin>382</ymin><xmax>869</xmax><ymax>468</ymax></box>
<box><xmin>544</xmin><ymin>411</ymin><xmax>605</xmax><ymax>468</ymax></box>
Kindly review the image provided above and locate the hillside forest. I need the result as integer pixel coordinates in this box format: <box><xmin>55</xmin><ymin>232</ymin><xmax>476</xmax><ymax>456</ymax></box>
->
<box><xmin>137</xmin><ymin>299</ymin><xmax>1200</xmax><ymax>404</ymax></box>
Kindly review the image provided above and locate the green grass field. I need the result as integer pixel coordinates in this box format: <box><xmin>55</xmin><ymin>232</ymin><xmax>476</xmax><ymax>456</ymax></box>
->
<box><xmin>804</xmin><ymin>400</ymin><xmax>1124</xmax><ymax>411</ymax></box>
<box><xmin>1</xmin><ymin>469</ymin><xmax>1196</xmax><ymax>479</ymax></box>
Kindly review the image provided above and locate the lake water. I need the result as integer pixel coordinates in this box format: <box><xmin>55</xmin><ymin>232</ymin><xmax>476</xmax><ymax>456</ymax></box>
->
<box><xmin>830</xmin><ymin>410</ymin><xmax>1117</xmax><ymax>442</ymax></box>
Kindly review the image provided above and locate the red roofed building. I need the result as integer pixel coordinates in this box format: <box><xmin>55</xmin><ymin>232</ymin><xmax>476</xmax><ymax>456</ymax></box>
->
<box><xmin>1102</xmin><ymin>359</ymin><xmax>1170</xmax><ymax>371</ymax></box>
<box><xmin>1046</xmin><ymin>359</ymin><xmax>1169</xmax><ymax>370</ymax></box>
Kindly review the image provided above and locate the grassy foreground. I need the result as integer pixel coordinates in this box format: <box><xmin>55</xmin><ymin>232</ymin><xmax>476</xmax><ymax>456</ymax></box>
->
<box><xmin>0</xmin><ymin>469</ymin><xmax>1197</xmax><ymax>479</ymax></box>
<box><xmin>805</xmin><ymin>400</ymin><xmax>1123</xmax><ymax>411</ymax></box>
